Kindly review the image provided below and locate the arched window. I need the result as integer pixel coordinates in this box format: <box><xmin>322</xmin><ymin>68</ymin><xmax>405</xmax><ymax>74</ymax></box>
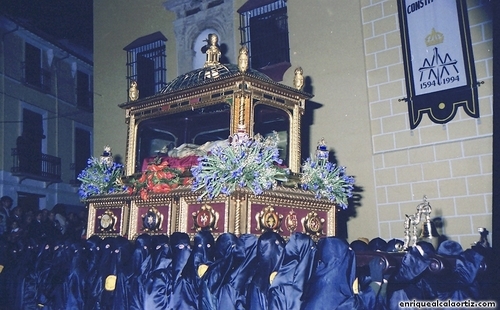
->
<box><xmin>193</xmin><ymin>29</ymin><xmax>219</xmax><ymax>69</ymax></box>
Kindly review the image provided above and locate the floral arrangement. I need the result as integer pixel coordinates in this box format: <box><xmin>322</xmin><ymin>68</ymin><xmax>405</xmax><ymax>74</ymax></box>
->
<box><xmin>128</xmin><ymin>157</ymin><xmax>187</xmax><ymax>200</ymax></box>
<box><xmin>300</xmin><ymin>139</ymin><xmax>355</xmax><ymax>209</ymax></box>
<box><xmin>79</xmin><ymin>139</ymin><xmax>355</xmax><ymax>210</ymax></box>
<box><xmin>191</xmin><ymin>130</ymin><xmax>289</xmax><ymax>200</ymax></box>
<box><xmin>77</xmin><ymin>146</ymin><xmax>127</xmax><ymax>200</ymax></box>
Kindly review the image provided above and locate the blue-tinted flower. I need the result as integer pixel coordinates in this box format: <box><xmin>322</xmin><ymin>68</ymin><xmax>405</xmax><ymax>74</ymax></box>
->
<box><xmin>77</xmin><ymin>156</ymin><xmax>126</xmax><ymax>200</ymax></box>
<box><xmin>300</xmin><ymin>156</ymin><xmax>355</xmax><ymax>209</ymax></box>
<box><xmin>231</xmin><ymin>167</ymin><xmax>243</xmax><ymax>178</ymax></box>
<box><xmin>191</xmin><ymin>132</ymin><xmax>287</xmax><ymax>200</ymax></box>
<box><xmin>221</xmin><ymin>186</ymin><xmax>231</xmax><ymax>195</ymax></box>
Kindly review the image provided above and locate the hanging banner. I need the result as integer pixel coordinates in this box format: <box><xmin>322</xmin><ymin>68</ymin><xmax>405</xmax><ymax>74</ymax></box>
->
<box><xmin>397</xmin><ymin>0</ymin><xmax>479</xmax><ymax>129</ymax></box>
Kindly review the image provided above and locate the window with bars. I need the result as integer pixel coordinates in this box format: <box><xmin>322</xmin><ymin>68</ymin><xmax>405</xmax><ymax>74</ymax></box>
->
<box><xmin>124</xmin><ymin>32</ymin><xmax>167</xmax><ymax>99</ymax></box>
<box><xmin>239</xmin><ymin>0</ymin><xmax>290</xmax><ymax>70</ymax></box>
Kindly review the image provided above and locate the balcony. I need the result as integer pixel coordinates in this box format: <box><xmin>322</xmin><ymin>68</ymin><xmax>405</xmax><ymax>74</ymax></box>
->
<box><xmin>11</xmin><ymin>148</ymin><xmax>62</xmax><ymax>185</ymax></box>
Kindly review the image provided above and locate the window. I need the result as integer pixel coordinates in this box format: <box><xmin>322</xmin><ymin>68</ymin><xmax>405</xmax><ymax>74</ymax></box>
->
<box><xmin>135</xmin><ymin>103</ymin><xmax>230</xmax><ymax>173</ymax></box>
<box><xmin>23</xmin><ymin>43</ymin><xmax>51</xmax><ymax>92</ymax></box>
<box><xmin>16</xmin><ymin>109</ymin><xmax>45</xmax><ymax>175</ymax></box>
<box><xmin>239</xmin><ymin>0</ymin><xmax>290</xmax><ymax>79</ymax></box>
<box><xmin>124</xmin><ymin>32</ymin><xmax>167</xmax><ymax>99</ymax></box>
<box><xmin>76</xmin><ymin>70</ymin><xmax>93</xmax><ymax>112</ymax></box>
<box><xmin>253</xmin><ymin>104</ymin><xmax>289</xmax><ymax>165</ymax></box>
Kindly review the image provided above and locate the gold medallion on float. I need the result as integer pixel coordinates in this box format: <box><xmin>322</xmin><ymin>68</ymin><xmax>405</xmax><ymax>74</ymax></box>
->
<box><xmin>255</xmin><ymin>206</ymin><xmax>283</xmax><ymax>233</ymax></box>
<box><xmin>141</xmin><ymin>207</ymin><xmax>163</xmax><ymax>232</ymax></box>
<box><xmin>191</xmin><ymin>204</ymin><xmax>219</xmax><ymax>232</ymax></box>
<box><xmin>98</xmin><ymin>209</ymin><xmax>117</xmax><ymax>232</ymax></box>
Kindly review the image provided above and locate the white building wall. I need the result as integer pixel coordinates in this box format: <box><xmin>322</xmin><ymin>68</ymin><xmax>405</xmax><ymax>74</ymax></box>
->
<box><xmin>361</xmin><ymin>0</ymin><xmax>493</xmax><ymax>245</ymax></box>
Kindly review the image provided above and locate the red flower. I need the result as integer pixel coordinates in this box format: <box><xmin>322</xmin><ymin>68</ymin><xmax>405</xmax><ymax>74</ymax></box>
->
<box><xmin>129</xmin><ymin>157</ymin><xmax>187</xmax><ymax>200</ymax></box>
<box><xmin>156</xmin><ymin>171</ymin><xmax>167</xmax><ymax>179</ymax></box>
<box><xmin>140</xmin><ymin>189</ymin><xmax>148</xmax><ymax>200</ymax></box>
<box><xmin>138</xmin><ymin>174</ymin><xmax>147</xmax><ymax>183</ymax></box>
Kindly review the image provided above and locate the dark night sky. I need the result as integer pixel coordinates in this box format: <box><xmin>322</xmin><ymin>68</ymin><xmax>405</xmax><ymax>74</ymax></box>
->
<box><xmin>0</xmin><ymin>0</ymin><xmax>93</xmax><ymax>50</ymax></box>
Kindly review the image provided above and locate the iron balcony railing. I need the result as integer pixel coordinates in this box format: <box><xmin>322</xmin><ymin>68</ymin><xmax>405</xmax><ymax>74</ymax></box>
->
<box><xmin>11</xmin><ymin>148</ymin><xmax>62</xmax><ymax>183</ymax></box>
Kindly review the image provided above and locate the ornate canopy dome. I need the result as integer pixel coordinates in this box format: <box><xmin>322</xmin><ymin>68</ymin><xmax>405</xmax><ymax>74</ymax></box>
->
<box><xmin>158</xmin><ymin>33</ymin><xmax>279</xmax><ymax>94</ymax></box>
<box><xmin>159</xmin><ymin>63</ymin><xmax>274</xmax><ymax>94</ymax></box>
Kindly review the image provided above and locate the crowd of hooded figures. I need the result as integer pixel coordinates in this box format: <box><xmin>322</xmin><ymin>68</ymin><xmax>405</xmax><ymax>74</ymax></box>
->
<box><xmin>0</xmin><ymin>229</ymin><xmax>492</xmax><ymax>310</ymax></box>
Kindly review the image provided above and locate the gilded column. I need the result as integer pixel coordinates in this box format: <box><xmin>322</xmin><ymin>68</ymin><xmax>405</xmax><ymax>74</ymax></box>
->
<box><xmin>234</xmin><ymin>195</ymin><xmax>241</xmax><ymax>236</ymax></box>
<box><xmin>232</xmin><ymin>91</ymin><xmax>252</xmax><ymax>135</ymax></box>
<box><xmin>125</xmin><ymin>110</ymin><xmax>136</xmax><ymax>176</ymax></box>
<box><xmin>291</xmin><ymin>103</ymin><xmax>301</xmax><ymax>173</ymax></box>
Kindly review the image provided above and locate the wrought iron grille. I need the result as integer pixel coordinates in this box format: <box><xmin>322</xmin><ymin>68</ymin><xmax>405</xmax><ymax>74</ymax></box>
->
<box><xmin>125</xmin><ymin>38</ymin><xmax>167</xmax><ymax>98</ymax></box>
<box><xmin>239</xmin><ymin>0</ymin><xmax>290</xmax><ymax>69</ymax></box>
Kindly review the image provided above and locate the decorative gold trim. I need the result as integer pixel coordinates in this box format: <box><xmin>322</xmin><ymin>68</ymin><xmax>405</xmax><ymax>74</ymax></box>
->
<box><xmin>234</xmin><ymin>195</ymin><xmax>241</xmax><ymax>236</ymax></box>
<box><xmin>85</xmin><ymin>195</ymin><xmax>130</xmax><ymax>239</ymax></box>
<box><xmin>141</xmin><ymin>206</ymin><xmax>164</xmax><ymax>233</ymax></box>
<box><xmin>284</xmin><ymin>209</ymin><xmax>298</xmax><ymax>234</ymax></box>
<box><xmin>238</xmin><ymin>93</ymin><xmax>245</xmax><ymax>127</ymax></box>
<box><xmin>119</xmin><ymin>204</ymin><xmax>130</xmax><ymax>237</ymax></box>
<box><xmin>128</xmin><ymin>195</ymin><xmax>174</xmax><ymax>238</ymax></box>
<box><xmin>327</xmin><ymin>206</ymin><xmax>336</xmax><ymax>236</ymax></box>
<box><xmin>128</xmin><ymin>199</ymin><xmax>138</xmax><ymax>238</ymax></box>
<box><xmin>245</xmin><ymin>190</ymin><xmax>336</xmax><ymax>239</ymax></box>
<box><xmin>293</xmin><ymin>67</ymin><xmax>304</xmax><ymax>91</ymax></box>
<box><xmin>177</xmin><ymin>193</ymin><xmax>229</xmax><ymax>238</ymax></box>
<box><xmin>122</xmin><ymin>69</ymin><xmax>309</xmax><ymax>176</ymax></box>
<box><xmin>245</xmin><ymin>187</ymin><xmax>336</xmax><ymax>210</ymax></box>
<box><xmin>87</xmin><ymin>202</ymin><xmax>96</xmax><ymax>238</ymax></box>
<box><xmin>87</xmin><ymin>187</ymin><xmax>337</xmax><ymax>240</ymax></box>
<box><xmin>231</xmin><ymin>92</ymin><xmax>252</xmax><ymax>135</ymax></box>
<box><xmin>301</xmin><ymin>211</ymin><xmax>325</xmax><ymax>239</ymax></box>
<box><xmin>126</xmin><ymin>115</ymin><xmax>137</xmax><ymax>176</ymax></box>
<box><xmin>92</xmin><ymin>34</ymin><xmax>342</xmax><ymax>242</ymax></box>
<box><xmin>255</xmin><ymin>206</ymin><xmax>283</xmax><ymax>233</ymax></box>
<box><xmin>178</xmin><ymin>197</ymin><xmax>189</xmax><ymax>233</ymax></box>
<box><xmin>204</xmin><ymin>33</ymin><xmax>221</xmax><ymax>67</ymax></box>
<box><xmin>98</xmin><ymin>209</ymin><xmax>117</xmax><ymax>232</ymax></box>
<box><xmin>291</xmin><ymin>103</ymin><xmax>301</xmax><ymax>173</ymax></box>
<box><xmin>191</xmin><ymin>203</ymin><xmax>219</xmax><ymax>232</ymax></box>
<box><xmin>238</xmin><ymin>46</ymin><xmax>249</xmax><ymax>73</ymax></box>
<box><xmin>129</xmin><ymin>80</ymin><xmax>139</xmax><ymax>101</ymax></box>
